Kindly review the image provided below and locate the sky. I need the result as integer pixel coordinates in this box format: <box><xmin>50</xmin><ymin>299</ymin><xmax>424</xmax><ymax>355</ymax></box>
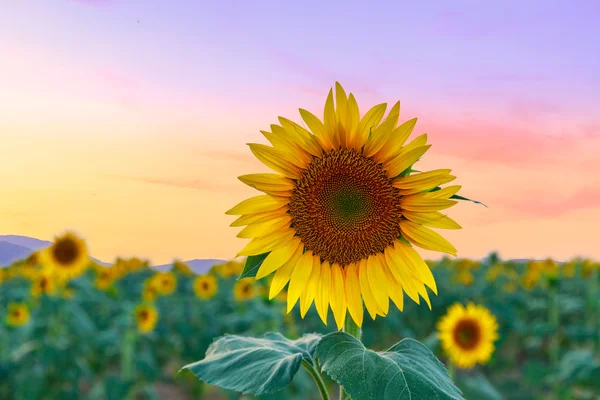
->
<box><xmin>1</xmin><ymin>0</ymin><xmax>599</xmax><ymax>264</ymax></box>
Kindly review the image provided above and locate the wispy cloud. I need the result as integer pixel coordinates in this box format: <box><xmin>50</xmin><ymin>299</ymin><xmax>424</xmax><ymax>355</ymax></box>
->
<box><xmin>108</xmin><ymin>175</ymin><xmax>240</xmax><ymax>193</ymax></box>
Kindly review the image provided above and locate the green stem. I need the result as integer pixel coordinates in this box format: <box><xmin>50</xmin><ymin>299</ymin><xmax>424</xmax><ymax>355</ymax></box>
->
<box><xmin>548</xmin><ymin>284</ymin><xmax>560</xmax><ymax>366</ymax></box>
<box><xmin>447</xmin><ymin>361</ymin><xmax>456</xmax><ymax>381</ymax></box>
<box><xmin>302</xmin><ymin>360</ymin><xmax>330</xmax><ymax>400</ymax></box>
<box><xmin>587</xmin><ymin>268</ymin><xmax>599</xmax><ymax>353</ymax></box>
<box><xmin>121</xmin><ymin>326</ymin><xmax>137</xmax><ymax>399</ymax></box>
<box><xmin>339</xmin><ymin>318</ymin><xmax>362</xmax><ymax>400</ymax></box>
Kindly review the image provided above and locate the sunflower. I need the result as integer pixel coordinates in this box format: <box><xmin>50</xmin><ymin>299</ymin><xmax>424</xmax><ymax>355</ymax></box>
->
<box><xmin>233</xmin><ymin>279</ymin><xmax>256</xmax><ymax>301</ymax></box>
<box><xmin>142</xmin><ymin>279</ymin><xmax>159</xmax><ymax>302</ymax></box>
<box><xmin>227</xmin><ymin>83</ymin><xmax>464</xmax><ymax>329</ymax></box>
<box><xmin>193</xmin><ymin>274</ymin><xmax>218</xmax><ymax>299</ymax></box>
<box><xmin>173</xmin><ymin>260</ymin><xmax>194</xmax><ymax>276</ymax></box>
<box><xmin>6</xmin><ymin>302</ymin><xmax>30</xmax><ymax>327</ymax></box>
<box><xmin>437</xmin><ymin>302</ymin><xmax>499</xmax><ymax>369</ymax></box>
<box><xmin>151</xmin><ymin>272</ymin><xmax>177</xmax><ymax>296</ymax></box>
<box><xmin>39</xmin><ymin>232</ymin><xmax>89</xmax><ymax>281</ymax></box>
<box><xmin>94</xmin><ymin>267</ymin><xmax>115</xmax><ymax>291</ymax></box>
<box><xmin>135</xmin><ymin>304</ymin><xmax>158</xmax><ymax>333</ymax></box>
<box><xmin>31</xmin><ymin>271</ymin><xmax>57</xmax><ymax>297</ymax></box>
<box><xmin>454</xmin><ymin>271</ymin><xmax>475</xmax><ymax>286</ymax></box>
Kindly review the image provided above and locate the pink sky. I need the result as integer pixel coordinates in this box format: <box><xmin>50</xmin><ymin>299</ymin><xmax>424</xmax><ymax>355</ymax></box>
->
<box><xmin>0</xmin><ymin>1</ymin><xmax>598</xmax><ymax>264</ymax></box>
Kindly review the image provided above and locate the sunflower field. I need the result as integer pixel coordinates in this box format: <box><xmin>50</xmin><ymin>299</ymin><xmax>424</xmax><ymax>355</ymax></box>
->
<box><xmin>0</xmin><ymin>239</ymin><xmax>598</xmax><ymax>400</ymax></box>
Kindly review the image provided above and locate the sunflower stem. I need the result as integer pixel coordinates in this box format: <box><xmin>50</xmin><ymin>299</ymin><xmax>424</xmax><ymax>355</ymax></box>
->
<box><xmin>446</xmin><ymin>361</ymin><xmax>456</xmax><ymax>381</ymax></box>
<box><xmin>302</xmin><ymin>359</ymin><xmax>330</xmax><ymax>400</ymax></box>
<box><xmin>587</xmin><ymin>267</ymin><xmax>599</xmax><ymax>353</ymax></box>
<box><xmin>121</xmin><ymin>324</ymin><xmax>138</xmax><ymax>399</ymax></box>
<box><xmin>339</xmin><ymin>317</ymin><xmax>362</xmax><ymax>399</ymax></box>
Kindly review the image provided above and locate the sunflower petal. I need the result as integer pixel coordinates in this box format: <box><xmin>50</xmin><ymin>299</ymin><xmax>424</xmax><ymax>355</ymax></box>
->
<box><xmin>402</xmin><ymin>211</ymin><xmax>462</xmax><ymax>230</ymax></box>
<box><xmin>367</xmin><ymin>255</ymin><xmax>389</xmax><ymax>315</ymax></box>
<box><xmin>323</xmin><ymin>88</ymin><xmax>338</xmax><ymax>150</ymax></box>
<box><xmin>401</xmin><ymin>133</ymin><xmax>428</xmax><ymax>153</ymax></box>
<box><xmin>364</xmin><ymin>101</ymin><xmax>400</xmax><ymax>158</ymax></box>
<box><xmin>381</xmin><ymin>262</ymin><xmax>405</xmax><ymax>311</ymax></box>
<box><xmin>262</xmin><ymin>127</ymin><xmax>312</xmax><ymax>168</ymax></box>
<box><xmin>236</xmin><ymin>215</ymin><xmax>292</xmax><ymax>238</ymax></box>
<box><xmin>374</xmin><ymin>118</ymin><xmax>418</xmax><ymax>162</ymax></box>
<box><xmin>315</xmin><ymin>261</ymin><xmax>331</xmax><ymax>325</ymax></box>
<box><xmin>400</xmin><ymin>197</ymin><xmax>458</xmax><ymax>213</ymax></box>
<box><xmin>358</xmin><ymin>258</ymin><xmax>383</xmax><ymax>318</ymax></box>
<box><xmin>226</xmin><ymin>195</ymin><xmax>289</xmax><ymax>216</ymax></box>
<box><xmin>229</xmin><ymin>207</ymin><xmax>288</xmax><ymax>227</ymax></box>
<box><xmin>344</xmin><ymin>263</ymin><xmax>364</xmax><ymax>327</ymax></box>
<box><xmin>236</xmin><ymin>229</ymin><xmax>295</xmax><ymax>257</ymax></box>
<box><xmin>345</xmin><ymin>93</ymin><xmax>360</xmax><ymax>149</ymax></box>
<box><xmin>400</xmin><ymin>220</ymin><xmax>457</xmax><ymax>255</ymax></box>
<box><xmin>394</xmin><ymin>241</ymin><xmax>438</xmax><ymax>295</ymax></box>
<box><xmin>287</xmin><ymin>251</ymin><xmax>314</xmax><ymax>313</ymax></box>
<box><xmin>256</xmin><ymin>237</ymin><xmax>301</xmax><ymax>279</ymax></box>
<box><xmin>278</xmin><ymin>117</ymin><xmax>323</xmax><ymax>157</ymax></box>
<box><xmin>300</xmin><ymin>256</ymin><xmax>321</xmax><ymax>317</ymax></box>
<box><xmin>299</xmin><ymin>108</ymin><xmax>329</xmax><ymax>149</ymax></box>
<box><xmin>329</xmin><ymin>263</ymin><xmax>347</xmax><ymax>330</ymax></box>
<box><xmin>248</xmin><ymin>144</ymin><xmax>302</xmax><ymax>179</ymax></box>
<box><xmin>238</xmin><ymin>173</ymin><xmax>296</xmax><ymax>192</ymax></box>
<box><xmin>355</xmin><ymin>103</ymin><xmax>387</xmax><ymax>148</ymax></box>
<box><xmin>384</xmin><ymin>145</ymin><xmax>432</xmax><ymax>178</ymax></box>
<box><xmin>384</xmin><ymin>245</ymin><xmax>422</xmax><ymax>305</ymax></box>
<box><xmin>269</xmin><ymin>244</ymin><xmax>304</xmax><ymax>299</ymax></box>
<box><xmin>426</xmin><ymin>185</ymin><xmax>462</xmax><ymax>199</ymax></box>
<box><xmin>393</xmin><ymin>169</ymin><xmax>454</xmax><ymax>193</ymax></box>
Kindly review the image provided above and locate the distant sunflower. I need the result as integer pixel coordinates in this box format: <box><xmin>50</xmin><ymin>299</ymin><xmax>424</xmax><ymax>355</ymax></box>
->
<box><xmin>227</xmin><ymin>83</ymin><xmax>464</xmax><ymax>329</ymax></box>
<box><xmin>193</xmin><ymin>274</ymin><xmax>218</xmax><ymax>299</ymax></box>
<box><xmin>437</xmin><ymin>302</ymin><xmax>499</xmax><ymax>369</ymax></box>
<box><xmin>95</xmin><ymin>267</ymin><xmax>114</xmax><ymax>291</ymax></box>
<box><xmin>135</xmin><ymin>304</ymin><xmax>158</xmax><ymax>333</ymax></box>
<box><xmin>31</xmin><ymin>271</ymin><xmax>57</xmax><ymax>297</ymax></box>
<box><xmin>233</xmin><ymin>279</ymin><xmax>256</xmax><ymax>301</ymax></box>
<box><xmin>40</xmin><ymin>232</ymin><xmax>89</xmax><ymax>281</ymax></box>
<box><xmin>6</xmin><ymin>302</ymin><xmax>30</xmax><ymax>327</ymax></box>
<box><xmin>173</xmin><ymin>260</ymin><xmax>194</xmax><ymax>276</ymax></box>
<box><xmin>151</xmin><ymin>272</ymin><xmax>177</xmax><ymax>296</ymax></box>
<box><xmin>142</xmin><ymin>279</ymin><xmax>159</xmax><ymax>302</ymax></box>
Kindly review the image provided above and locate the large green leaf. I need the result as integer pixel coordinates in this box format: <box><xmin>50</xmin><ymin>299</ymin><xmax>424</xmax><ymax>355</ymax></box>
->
<box><xmin>181</xmin><ymin>332</ymin><xmax>322</xmax><ymax>396</ymax></box>
<box><xmin>316</xmin><ymin>332</ymin><xmax>463</xmax><ymax>400</ymax></box>
<box><xmin>553</xmin><ymin>349</ymin><xmax>600</xmax><ymax>389</ymax></box>
<box><xmin>239</xmin><ymin>253</ymin><xmax>269</xmax><ymax>279</ymax></box>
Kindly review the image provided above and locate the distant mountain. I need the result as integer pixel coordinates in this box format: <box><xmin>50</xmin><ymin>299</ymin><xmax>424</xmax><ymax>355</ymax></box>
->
<box><xmin>0</xmin><ymin>235</ymin><xmax>52</xmax><ymax>250</ymax></box>
<box><xmin>152</xmin><ymin>259</ymin><xmax>226</xmax><ymax>275</ymax></box>
<box><xmin>0</xmin><ymin>241</ymin><xmax>36</xmax><ymax>267</ymax></box>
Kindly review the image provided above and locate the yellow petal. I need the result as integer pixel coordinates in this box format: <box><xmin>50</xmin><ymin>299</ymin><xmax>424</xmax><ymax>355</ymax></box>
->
<box><xmin>315</xmin><ymin>261</ymin><xmax>331</xmax><ymax>325</ymax></box>
<box><xmin>401</xmin><ymin>133</ymin><xmax>428</xmax><ymax>153</ymax></box>
<box><xmin>384</xmin><ymin>245</ymin><xmax>421</xmax><ymax>305</ymax></box>
<box><xmin>300</xmin><ymin>255</ymin><xmax>321</xmax><ymax>317</ymax></box>
<box><xmin>256</xmin><ymin>237</ymin><xmax>301</xmax><ymax>279</ymax></box>
<box><xmin>229</xmin><ymin>207</ymin><xmax>288</xmax><ymax>227</ymax></box>
<box><xmin>355</xmin><ymin>103</ymin><xmax>387</xmax><ymax>149</ymax></box>
<box><xmin>335</xmin><ymin>82</ymin><xmax>348</xmax><ymax>128</ymax></box>
<box><xmin>236</xmin><ymin>215</ymin><xmax>292</xmax><ymax>238</ymax></box>
<box><xmin>278</xmin><ymin>117</ymin><xmax>323</xmax><ymax>157</ymax></box>
<box><xmin>344</xmin><ymin>263</ymin><xmax>364</xmax><ymax>327</ymax></box>
<box><xmin>323</xmin><ymin>88</ymin><xmax>338</xmax><ymax>150</ymax></box>
<box><xmin>392</xmin><ymin>169</ymin><xmax>454</xmax><ymax>193</ymax></box>
<box><xmin>238</xmin><ymin>173</ymin><xmax>296</xmax><ymax>192</ymax></box>
<box><xmin>269</xmin><ymin>244</ymin><xmax>304</xmax><ymax>299</ymax></box>
<box><xmin>374</xmin><ymin>118</ymin><xmax>418</xmax><ymax>162</ymax></box>
<box><xmin>329</xmin><ymin>263</ymin><xmax>347</xmax><ymax>330</ymax></box>
<box><xmin>298</xmin><ymin>108</ymin><xmax>330</xmax><ymax>149</ymax></box>
<box><xmin>381</xmin><ymin>263</ymin><xmax>404</xmax><ymax>311</ymax></box>
<box><xmin>262</xmin><ymin>127</ymin><xmax>312</xmax><ymax>168</ymax></box>
<box><xmin>384</xmin><ymin>145</ymin><xmax>431</xmax><ymax>178</ymax></box>
<box><xmin>287</xmin><ymin>251</ymin><xmax>314</xmax><ymax>313</ymax></box>
<box><xmin>400</xmin><ymin>197</ymin><xmax>458</xmax><ymax>213</ymax></box>
<box><xmin>236</xmin><ymin>229</ymin><xmax>295</xmax><ymax>257</ymax></box>
<box><xmin>401</xmin><ymin>211</ymin><xmax>462</xmax><ymax>230</ymax></box>
<box><xmin>394</xmin><ymin>241</ymin><xmax>438</xmax><ymax>294</ymax></box>
<box><xmin>248</xmin><ymin>144</ymin><xmax>302</xmax><ymax>179</ymax></box>
<box><xmin>425</xmin><ymin>185</ymin><xmax>462</xmax><ymax>199</ymax></box>
<box><xmin>364</xmin><ymin>101</ymin><xmax>400</xmax><ymax>158</ymax></box>
<box><xmin>367</xmin><ymin>255</ymin><xmax>389</xmax><ymax>315</ymax></box>
<box><xmin>358</xmin><ymin>258</ymin><xmax>383</xmax><ymax>318</ymax></box>
<box><xmin>226</xmin><ymin>195</ymin><xmax>289</xmax><ymax>216</ymax></box>
<box><xmin>400</xmin><ymin>220</ymin><xmax>457</xmax><ymax>255</ymax></box>
<box><xmin>344</xmin><ymin>94</ymin><xmax>360</xmax><ymax>149</ymax></box>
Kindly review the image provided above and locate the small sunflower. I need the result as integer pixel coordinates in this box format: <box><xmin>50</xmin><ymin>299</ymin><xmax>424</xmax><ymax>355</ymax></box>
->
<box><xmin>227</xmin><ymin>83</ymin><xmax>466</xmax><ymax>329</ymax></box>
<box><xmin>40</xmin><ymin>232</ymin><xmax>89</xmax><ymax>281</ymax></box>
<box><xmin>173</xmin><ymin>260</ymin><xmax>194</xmax><ymax>276</ymax></box>
<box><xmin>151</xmin><ymin>272</ymin><xmax>177</xmax><ymax>296</ymax></box>
<box><xmin>233</xmin><ymin>278</ymin><xmax>256</xmax><ymax>301</ymax></box>
<box><xmin>142</xmin><ymin>279</ymin><xmax>159</xmax><ymax>302</ymax></box>
<box><xmin>135</xmin><ymin>304</ymin><xmax>158</xmax><ymax>333</ymax></box>
<box><xmin>437</xmin><ymin>302</ymin><xmax>499</xmax><ymax>369</ymax></box>
<box><xmin>6</xmin><ymin>302</ymin><xmax>30</xmax><ymax>327</ymax></box>
<box><xmin>193</xmin><ymin>274</ymin><xmax>218</xmax><ymax>299</ymax></box>
<box><xmin>94</xmin><ymin>267</ymin><xmax>114</xmax><ymax>291</ymax></box>
<box><xmin>31</xmin><ymin>271</ymin><xmax>57</xmax><ymax>297</ymax></box>
<box><xmin>213</xmin><ymin>261</ymin><xmax>238</xmax><ymax>278</ymax></box>
<box><xmin>454</xmin><ymin>270</ymin><xmax>475</xmax><ymax>286</ymax></box>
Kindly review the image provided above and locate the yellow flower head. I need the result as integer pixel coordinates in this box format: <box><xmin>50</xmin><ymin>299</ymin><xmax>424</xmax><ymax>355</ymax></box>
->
<box><xmin>437</xmin><ymin>302</ymin><xmax>499</xmax><ymax>369</ymax></box>
<box><xmin>522</xmin><ymin>269</ymin><xmax>541</xmax><ymax>290</ymax></box>
<box><xmin>581</xmin><ymin>259</ymin><xmax>598</xmax><ymax>278</ymax></box>
<box><xmin>193</xmin><ymin>274</ymin><xmax>218</xmax><ymax>299</ymax></box>
<box><xmin>25</xmin><ymin>251</ymin><xmax>40</xmax><ymax>266</ymax></box>
<box><xmin>214</xmin><ymin>261</ymin><xmax>238</xmax><ymax>278</ymax></box>
<box><xmin>135</xmin><ymin>304</ymin><xmax>158</xmax><ymax>333</ymax></box>
<box><xmin>233</xmin><ymin>278</ymin><xmax>256</xmax><ymax>301</ymax></box>
<box><xmin>454</xmin><ymin>271</ymin><xmax>475</xmax><ymax>286</ymax></box>
<box><xmin>31</xmin><ymin>271</ymin><xmax>57</xmax><ymax>297</ymax></box>
<box><xmin>227</xmin><ymin>83</ymin><xmax>464</xmax><ymax>329</ymax></box>
<box><xmin>142</xmin><ymin>279</ymin><xmax>159</xmax><ymax>302</ymax></box>
<box><xmin>541</xmin><ymin>258</ymin><xmax>559</xmax><ymax>279</ymax></box>
<box><xmin>40</xmin><ymin>232</ymin><xmax>89</xmax><ymax>281</ymax></box>
<box><xmin>173</xmin><ymin>260</ymin><xmax>194</xmax><ymax>276</ymax></box>
<box><xmin>151</xmin><ymin>272</ymin><xmax>177</xmax><ymax>296</ymax></box>
<box><xmin>6</xmin><ymin>302</ymin><xmax>30</xmax><ymax>327</ymax></box>
<box><xmin>94</xmin><ymin>267</ymin><xmax>115</xmax><ymax>291</ymax></box>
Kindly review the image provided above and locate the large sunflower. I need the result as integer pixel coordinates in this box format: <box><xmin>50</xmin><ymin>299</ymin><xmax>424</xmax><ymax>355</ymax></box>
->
<box><xmin>437</xmin><ymin>302</ymin><xmax>499</xmax><ymax>369</ymax></box>
<box><xmin>39</xmin><ymin>232</ymin><xmax>89</xmax><ymax>281</ymax></box>
<box><xmin>227</xmin><ymin>83</ymin><xmax>463</xmax><ymax>329</ymax></box>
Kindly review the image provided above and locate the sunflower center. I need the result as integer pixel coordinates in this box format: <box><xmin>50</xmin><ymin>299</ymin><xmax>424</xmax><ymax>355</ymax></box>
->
<box><xmin>202</xmin><ymin>282</ymin><xmax>209</xmax><ymax>290</ymax></box>
<box><xmin>40</xmin><ymin>278</ymin><xmax>48</xmax><ymax>290</ymax></box>
<box><xmin>13</xmin><ymin>310</ymin><xmax>21</xmax><ymax>318</ymax></box>
<box><xmin>52</xmin><ymin>239</ymin><xmax>79</xmax><ymax>266</ymax></box>
<box><xmin>289</xmin><ymin>148</ymin><xmax>402</xmax><ymax>266</ymax></box>
<box><xmin>242</xmin><ymin>284</ymin><xmax>251</xmax><ymax>294</ymax></box>
<box><xmin>139</xmin><ymin>310</ymin><xmax>149</xmax><ymax>321</ymax></box>
<box><xmin>453</xmin><ymin>318</ymin><xmax>481</xmax><ymax>350</ymax></box>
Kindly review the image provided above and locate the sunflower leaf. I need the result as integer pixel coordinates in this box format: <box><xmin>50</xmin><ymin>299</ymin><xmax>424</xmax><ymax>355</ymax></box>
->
<box><xmin>239</xmin><ymin>253</ymin><xmax>270</xmax><ymax>279</ymax></box>
<box><xmin>180</xmin><ymin>332</ymin><xmax>322</xmax><ymax>396</ymax></box>
<box><xmin>450</xmin><ymin>194</ymin><xmax>488</xmax><ymax>208</ymax></box>
<box><xmin>455</xmin><ymin>372</ymin><xmax>503</xmax><ymax>400</ymax></box>
<box><xmin>316</xmin><ymin>332</ymin><xmax>464</xmax><ymax>400</ymax></box>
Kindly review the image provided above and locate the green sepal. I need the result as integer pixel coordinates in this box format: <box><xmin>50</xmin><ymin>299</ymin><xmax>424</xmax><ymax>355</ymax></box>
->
<box><xmin>238</xmin><ymin>253</ymin><xmax>270</xmax><ymax>279</ymax></box>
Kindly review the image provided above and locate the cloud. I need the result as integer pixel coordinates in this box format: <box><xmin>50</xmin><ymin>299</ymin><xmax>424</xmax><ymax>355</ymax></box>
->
<box><xmin>110</xmin><ymin>175</ymin><xmax>240</xmax><ymax>193</ymax></box>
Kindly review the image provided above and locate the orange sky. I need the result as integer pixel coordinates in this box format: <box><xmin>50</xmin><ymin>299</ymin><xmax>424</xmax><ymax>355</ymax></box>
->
<box><xmin>1</xmin><ymin>1</ymin><xmax>599</xmax><ymax>264</ymax></box>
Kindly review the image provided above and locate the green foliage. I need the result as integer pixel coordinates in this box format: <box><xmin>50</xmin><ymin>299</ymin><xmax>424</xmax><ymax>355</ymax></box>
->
<box><xmin>239</xmin><ymin>253</ymin><xmax>269</xmax><ymax>279</ymax></box>
<box><xmin>316</xmin><ymin>332</ymin><xmax>463</xmax><ymax>400</ymax></box>
<box><xmin>181</xmin><ymin>332</ymin><xmax>321</xmax><ymax>396</ymax></box>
